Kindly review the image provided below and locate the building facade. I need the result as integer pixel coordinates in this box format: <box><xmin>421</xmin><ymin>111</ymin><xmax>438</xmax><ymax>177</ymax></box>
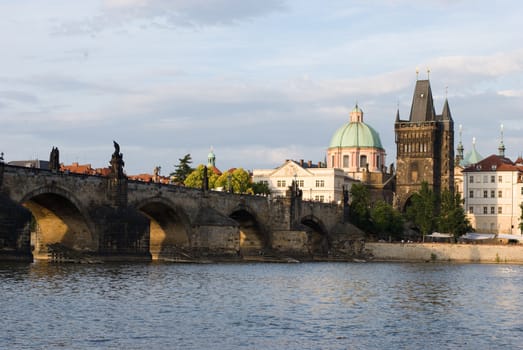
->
<box><xmin>253</xmin><ymin>159</ymin><xmax>356</xmax><ymax>203</ymax></box>
<box><xmin>394</xmin><ymin>78</ymin><xmax>454</xmax><ymax>210</ymax></box>
<box><xmin>463</xmin><ymin>154</ymin><xmax>523</xmax><ymax>235</ymax></box>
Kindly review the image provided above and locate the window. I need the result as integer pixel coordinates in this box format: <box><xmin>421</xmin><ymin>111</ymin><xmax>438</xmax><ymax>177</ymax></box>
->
<box><xmin>491</xmin><ymin>176</ymin><xmax>495</xmax><ymax>183</ymax></box>
<box><xmin>469</xmin><ymin>207</ymin><xmax>474</xmax><ymax>214</ymax></box>
<box><xmin>277</xmin><ymin>180</ymin><xmax>286</xmax><ymax>188</ymax></box>
<box><xmin>315</xmin><ymin>180</ymin><xmax>325</xmax><ymax>188</ymax></box>
<box><xmin>499</xmin><ymin>176</ymin><xmax>503</xmax><ymax>183</ymax></box>
<box><xmin>483</xmin><ymin>190</ymin><xmax>488</xmax><ymax>198</ymax></box>
<box><xmin>343</xmin><ymin>155</ymin><xmax>349</xmax><ymax>168</ymax></box>
<box><xmin>490</xmin><ymin>207</ymin><xmax>495</xmax><ymax>214</ymax></box>
<box><xmin>498</xmin><ymin>190</ymin><xmax>502</xmax><ymax>198</ymax></box>
<box><xmin>314</xmin><ymin>195</ymin><xmax>325</xmax><ymax>202</ymax></box>
<box><xmin>469</xmin><ymin>190</ymin><xmax>474</xmax><ymax>198</ymax></box>
<box><xmin>298</xmin><ymin>180</ymin><xmax>304</xmax><ymax>187</ymax></box>
<box><xmin>360</xmin><ymin>155</ymin><xmax>367</xmax><ymax>168</ymax></box>
<box><xmin>498</xmin><ymin>207</ymin><xmax>502</xmax><ymax>214</ymax></box>
<box><xmin>483</xmin><ymin>176</ymin><xmax>488</xmax><ymax>183</ymax></box>
<box><xmin>469</xmin><ymin>176</ymin><xmax>474</xmax><ymax>183</ymax></box>
<box><xmin>483</xmin><ymin>207</ymin><xmax>488</xmax><ymax>214</ymax></box>
<box><xmin>491</xmin><ymin>190</ymin><xmax>495</xmax><ymax>198</ymax></box>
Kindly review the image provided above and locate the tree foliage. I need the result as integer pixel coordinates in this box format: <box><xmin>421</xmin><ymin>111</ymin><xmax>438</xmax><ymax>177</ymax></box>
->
<box><xmin>184</xmin><ymin>164</ymin><xmax>219</xmax><ymax>189</ymax></box>
<box><xmin>406</xmin><ymin>181</ymin><xmax>436</xmax><ymax>240</ymax></box>
<box><xmin>251</xmin><ymin>181</ymin><xmax>271</xmax><ymax>195</ymax></box>
<box><xmin>171</xmin><ymin>154</ymin><xmax>193</xmax><ymax>183</ymax></box>
<box><xmin>215</xmin><ymin>168</ymin><xmax>252</xmax><ymax>194</ymax></box>
<box><xmin>349</xmin><ymin>183</ymin><xmax>372</xmax><ymax>231</ymax></box>
<box><xmin>370</xmin><ymin>200</ymin><xmax>404</xmax><ymax>240</ymax></box>
<box><xmin>438</xmin><ymin>189</ymin><xmax>472</xmax><ymax>240</ymax></box>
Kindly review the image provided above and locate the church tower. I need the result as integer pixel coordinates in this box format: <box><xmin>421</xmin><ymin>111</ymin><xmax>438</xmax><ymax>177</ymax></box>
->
<box><xmin>394</xmin><ymin>78</ymin><xmax>454</xmax><ymax>210</ymax></box>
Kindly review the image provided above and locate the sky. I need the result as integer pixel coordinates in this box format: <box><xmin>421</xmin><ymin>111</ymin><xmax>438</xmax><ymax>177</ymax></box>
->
<box><xmin>1</xmin><ymin>0</ymin><xmax>523</xmax><ymax>175</ymax></box>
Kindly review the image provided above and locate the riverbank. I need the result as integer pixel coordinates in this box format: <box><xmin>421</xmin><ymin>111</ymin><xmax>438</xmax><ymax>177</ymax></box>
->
<box><xmin>365</xmin><ymin>242</ymin><xmax>523</xmax><ymax>263</ymax></box>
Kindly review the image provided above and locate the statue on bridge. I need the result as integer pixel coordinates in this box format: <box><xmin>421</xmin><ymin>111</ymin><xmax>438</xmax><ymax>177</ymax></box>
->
<box><xmin>110</xmin><ymin>141</ymin><xmax>125</xmax><ymax>179</ymax></box>
<box><xmin>49</xmin><ymin>147</ymin><xmax>60</xmax><ymax>172</ymax></box>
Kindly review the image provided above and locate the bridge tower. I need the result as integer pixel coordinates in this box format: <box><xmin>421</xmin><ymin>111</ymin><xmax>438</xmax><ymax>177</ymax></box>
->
<box><xmin>394</xmin><ymin>77</ymin><xmax>454</xmax><ymax>211</ymax></box>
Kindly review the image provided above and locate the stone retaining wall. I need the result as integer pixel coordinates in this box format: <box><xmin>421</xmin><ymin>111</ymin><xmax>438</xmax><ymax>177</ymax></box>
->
<box><xmin>366</xmin><ymin>242</ymin><xmax>523</xmax><ymax>263</ymax></box>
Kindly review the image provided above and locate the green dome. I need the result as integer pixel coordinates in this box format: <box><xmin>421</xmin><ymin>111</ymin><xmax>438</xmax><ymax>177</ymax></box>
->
<box><xmin>329</xmin><ymin>121</ymin><xmax>384</xmax><ymax>149</ymax></box>
<box><xmin>461</xmin><ymin>147</ymin><xmax>483</xmax><ymax>166</ymax></box>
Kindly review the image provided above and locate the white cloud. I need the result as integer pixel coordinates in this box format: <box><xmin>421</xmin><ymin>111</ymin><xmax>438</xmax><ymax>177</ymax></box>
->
<box><xmin>498</xmin><ymin>90</ymin><xmax>523</xmax><ymax>97</ymax></box>
<box><xmin>56</xmin><ymin>0</ymin><xmax>286</xmax><ymax>35</ymax></box>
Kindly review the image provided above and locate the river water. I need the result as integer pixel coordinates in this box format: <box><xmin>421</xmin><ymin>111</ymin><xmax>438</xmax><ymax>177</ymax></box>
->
<box><xmin>1</xmin><ymin>261</ymin><xmax>523</xmax><ymax>350</ymax></box>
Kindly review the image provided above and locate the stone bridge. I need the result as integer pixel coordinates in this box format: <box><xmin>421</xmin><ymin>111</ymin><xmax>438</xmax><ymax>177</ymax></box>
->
<box><xmin>0</xmin><ymin>162</ymin><xmax>363</xmax><ymax>262</ymax></box>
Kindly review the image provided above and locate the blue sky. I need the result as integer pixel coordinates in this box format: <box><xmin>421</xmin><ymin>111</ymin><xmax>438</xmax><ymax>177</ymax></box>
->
<box><xmin>1</xmin><ymin>0</ymin><xmax>523</xmax><ymax>175</ymax></box>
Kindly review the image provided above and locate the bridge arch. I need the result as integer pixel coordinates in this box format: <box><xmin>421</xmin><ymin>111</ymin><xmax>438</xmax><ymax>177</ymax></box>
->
<box><xmin>228</xmin><ymin>204</ymin><xmax>267</xmax><ymax>256</ymax></box>
<box><xmin>301</xmin><ymin>215</ymin><xmax>330</xmax><ymax>257</ymax></box>
<box><xmin>134</xmin><ymin>196</ymin><xmax>192</xmax><ymax>260</ymax></box>
<box><xmin>20</xmin><ymin>185</ymin><xmax>97</xmax><ymax>259</ymax></box>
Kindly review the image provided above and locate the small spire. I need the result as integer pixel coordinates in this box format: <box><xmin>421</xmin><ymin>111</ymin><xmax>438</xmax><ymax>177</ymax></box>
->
<box><xmin>427</xmin><ymin>67</ymin><xmax>431</xmax><ymax>80</ymax></box>
<box><xmin>456</xmin><ymin>124</ymin><xmax>464</xmax><ymax>162</ymax></box>
<box><xmin>416</xmin><ymin>67</ymin><xmax>419</xmax><ymax>80</ymax></box>
<box><xmin>498</xmin><ymin>124</ymin><xmax>506</xmax><ymax>157</ymax></box>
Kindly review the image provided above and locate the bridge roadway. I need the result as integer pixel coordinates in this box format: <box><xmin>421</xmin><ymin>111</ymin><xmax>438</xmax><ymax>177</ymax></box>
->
<box><xmin>0</xmin><ymin>163</ymin><xmax>363</xmax><ymax>262</ymax></box>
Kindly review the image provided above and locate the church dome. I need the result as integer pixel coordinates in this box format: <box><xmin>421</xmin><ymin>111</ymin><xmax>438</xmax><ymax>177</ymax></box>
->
<box><xmin>328</xmin><ymin>118</ymin><xmax>384</xmax><ymax>150</ymax></box>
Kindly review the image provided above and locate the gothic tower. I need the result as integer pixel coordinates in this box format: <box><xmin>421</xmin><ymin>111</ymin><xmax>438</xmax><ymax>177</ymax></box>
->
<box><xmin>394</xmin><ymin>78</ymin><xmax>454</xmax><ymax>210</ymax></box>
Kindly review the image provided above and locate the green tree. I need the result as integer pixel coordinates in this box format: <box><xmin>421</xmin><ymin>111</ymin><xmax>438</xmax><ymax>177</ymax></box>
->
<box><xmin>438</xmin><ymin>189</ymin><xmax>472</xmax><ymax>240</ymax></box>
<box><xmin>251</xmin><ymin>181</ymin><xmax>271</xmax><ymax>195</ymax></box>
<box><xmin>215</xmin><ymin>168</ymin><xmax>252</xmax><ymax>193</ymax></box>
<box><xmin>406</xmin><ymin>181</ymin><xmax>436</xmax><ymax>241</ymax></box>
<box><xmin>370</xmin><ymin>200</ymin><xmax>404</xmax><ymax>240</ymax></box>
<box><xmin>349</xmin><ymin>183</ymin><xmax>372</xmax><ymax>231</ymax></box>
<box><xmin>184</xmin><ymin>164</ymin><xmax>219</xmax><ymax>189</ymax></box>
<box><xmin>171</xmin><ymin>154</ymin><xmax>193</xmax><ymax>183</ymax></box>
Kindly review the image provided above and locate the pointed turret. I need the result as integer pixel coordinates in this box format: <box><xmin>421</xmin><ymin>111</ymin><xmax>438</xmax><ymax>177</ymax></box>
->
<box><xmin>441</xmin><ymin>98</ymin><xmax>452</xmax><ymax>121</ymax></box>
<box><xmin>409</xmin><ymin>79</ymin><xmax>436</xmax><ymax>122</ymax></box>
<box><xmin>395</xmin><ymin>108</ymin><xmax>400</xmax><ymax>122</ymax></box>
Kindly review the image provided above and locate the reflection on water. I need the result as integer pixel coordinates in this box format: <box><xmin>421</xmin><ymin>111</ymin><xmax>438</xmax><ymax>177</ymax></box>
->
<box><xmin>1</xmin><ymin>262</ymin><xmax>523</xmax><ymax>349</ymax></box>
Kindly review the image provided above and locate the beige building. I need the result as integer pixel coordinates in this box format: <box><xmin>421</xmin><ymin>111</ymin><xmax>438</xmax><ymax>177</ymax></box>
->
<box><xmin>252</xmin><ymin>159</ymin><xmax>356</xmax><ymax>203</ymax></box>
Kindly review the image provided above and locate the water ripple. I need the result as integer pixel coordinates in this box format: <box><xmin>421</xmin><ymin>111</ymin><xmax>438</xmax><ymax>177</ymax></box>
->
<box><xmin>2</xmin><ymin>262</ymin><xmax>523</xmax><ymax>349</ymax></box>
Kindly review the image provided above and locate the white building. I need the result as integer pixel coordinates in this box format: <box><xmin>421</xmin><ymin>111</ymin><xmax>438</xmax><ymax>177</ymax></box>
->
<box><xmin>463</xmin><ymin>154</ymin><xmax>523</xmax><ymax>235</ymax></box>
<box><xmin>252</xmin><ymin>159</ymin><xmax>357</xmax><ymax>203</ymax></box>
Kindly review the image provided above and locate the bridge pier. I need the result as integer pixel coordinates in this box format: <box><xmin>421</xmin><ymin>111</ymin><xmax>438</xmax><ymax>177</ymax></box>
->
<box><xmin>0</xmin><ymin>193</ymin><xmax>32</xmax><ymax>261</ymax></box>
<box><xmin>92</xmin><ymin>206</ymin><xmax>151</xmax><ymax>261</ymax></box>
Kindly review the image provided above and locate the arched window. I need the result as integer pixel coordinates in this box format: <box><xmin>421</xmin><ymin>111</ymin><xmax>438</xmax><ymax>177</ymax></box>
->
<box><xmin>343</xmin><ymin>155</ymin><xmax>349</xmax><ymax>168</ymax></box>
<box><xmin>360</xmin><ymin>155</ymin><xmax>367</xmax><ymax>168</ymax></box>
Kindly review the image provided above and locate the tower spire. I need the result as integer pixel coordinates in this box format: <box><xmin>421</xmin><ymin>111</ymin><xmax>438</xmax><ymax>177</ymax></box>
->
<box><xmin>498</xmin><ymin>124</ymin><xmax>506</xmax><ymax>157</ymax></box>
<box><xmin>456</xmin><ymin>124</ymin><xmax>464</xmax><ymax>164</ymax></box>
